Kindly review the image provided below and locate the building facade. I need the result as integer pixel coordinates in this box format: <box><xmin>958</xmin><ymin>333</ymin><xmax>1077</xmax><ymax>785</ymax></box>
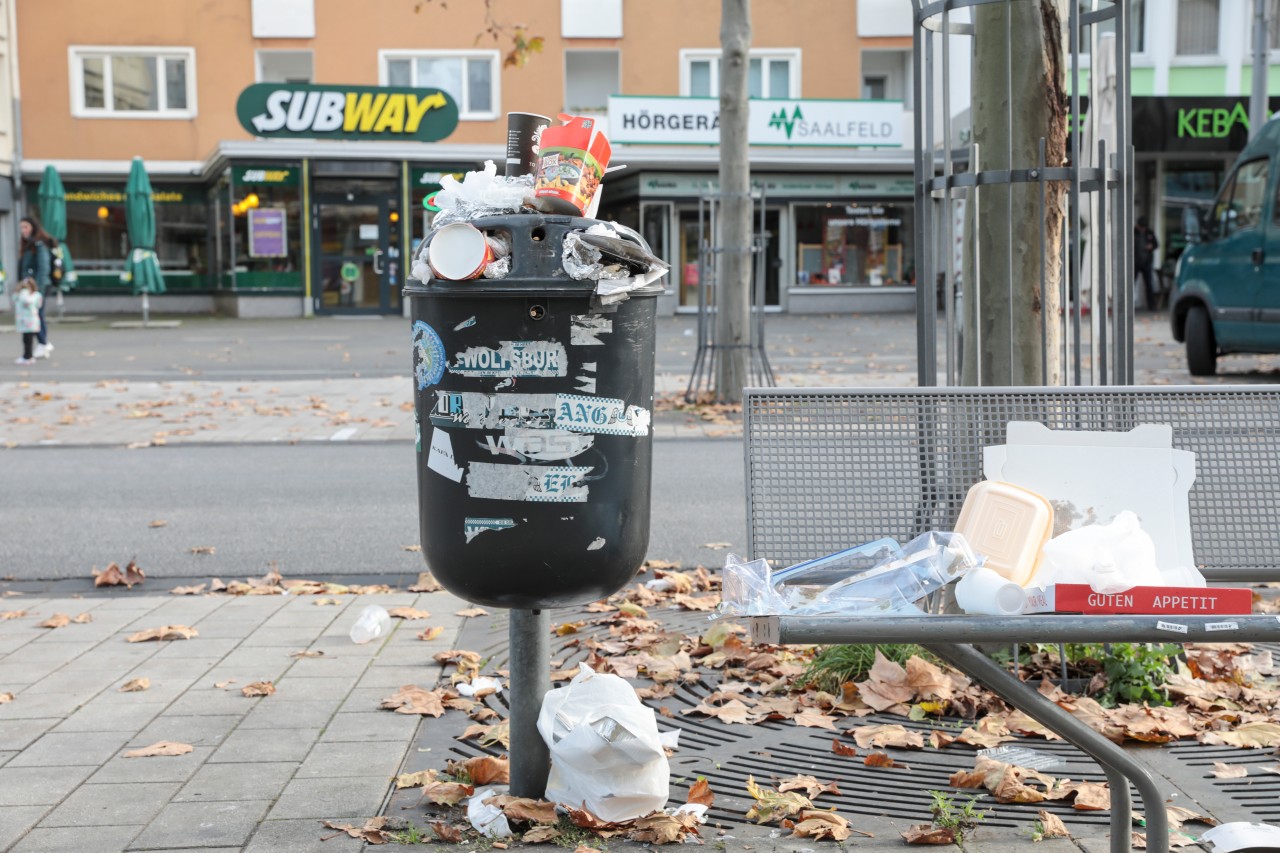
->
<box><xmin>14</xmin><ymin>0</ymin><xmax>918</xmax><ymax>317</ymax></box>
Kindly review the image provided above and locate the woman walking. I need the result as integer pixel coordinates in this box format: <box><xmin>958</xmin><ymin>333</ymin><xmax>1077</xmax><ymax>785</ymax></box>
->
<box><xmin>19</xmin><ymin>215</ymin><xmax>55</xmax><ymax>358</ymax></box>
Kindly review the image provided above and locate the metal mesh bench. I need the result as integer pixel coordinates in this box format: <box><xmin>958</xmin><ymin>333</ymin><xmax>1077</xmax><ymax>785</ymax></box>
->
<box><xmin>743</xmin><ymin>386</ymin><xmax>1280</xmax><ymax>853</ymax></box>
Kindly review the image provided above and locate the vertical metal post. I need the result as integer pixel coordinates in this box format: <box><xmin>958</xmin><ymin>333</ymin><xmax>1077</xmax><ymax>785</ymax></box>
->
<box><xmin>914</xmin><ymin>6</ymin><xmax>937</xmax><ymax>387</ymax></box>
<box><xmin>507</xmin><ymin>608</ymin><xmax>550</xmax><ymax>798</ymax></box>
<box><xmin>1250</xmin><ymin>0</ymin><xmax>1270</xmax><ymax>142</ymax></box>
<box><xmin>1068</xmin><ymin>0</ymin><xmax>1083</xmax><ymax>385</ymax></box>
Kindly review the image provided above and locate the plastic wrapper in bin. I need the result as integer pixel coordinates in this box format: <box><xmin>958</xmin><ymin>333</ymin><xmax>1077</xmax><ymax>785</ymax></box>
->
<box><xmin>719</xmin><ymin>532</ymin><xmax>980</xmax><ymax>616</ymax></box>
<box><xmin>430</xmin><ymin>160</ymin><xmax>534</xmax><ymax>229</ymax></box>
<box><xmin>536</xmin><ymin>664</ymin><xmax>672</xmax><ymax>821</ymax></box>
<box><xmin>562</xmin><ymin>223</ymin><xmax>670</xmax><ymax>303</ymax></box>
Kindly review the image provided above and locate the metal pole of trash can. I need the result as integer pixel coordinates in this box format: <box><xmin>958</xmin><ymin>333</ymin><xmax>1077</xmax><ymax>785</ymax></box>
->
<box><xmin>507</xmin><ymin>608</ymin><xmax>550</xmax><ymax>798</ymax></box>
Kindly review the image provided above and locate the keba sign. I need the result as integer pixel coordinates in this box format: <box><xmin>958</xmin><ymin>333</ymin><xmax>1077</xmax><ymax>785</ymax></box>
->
<box><xmin>609</xmin><ymin>96</ymin><xmax>904</xmax><ymax>148</ymax></box>
<box><xmin>236</xmin><ymin>83</ymin><xmax>459</xmax><ymax>142</ymax></box>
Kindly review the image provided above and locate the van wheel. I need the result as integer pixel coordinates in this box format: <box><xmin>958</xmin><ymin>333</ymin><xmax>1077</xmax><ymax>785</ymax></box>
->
<box><xmin>1185</xmin><ymin>305</ymin><xmax>1217</xmax><ymax>376</ymax></box>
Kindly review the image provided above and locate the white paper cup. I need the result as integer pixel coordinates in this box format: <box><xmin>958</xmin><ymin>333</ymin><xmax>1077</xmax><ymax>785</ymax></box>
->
<box><xmin>955</xmin><ymin>567</ymin><xmax>1026</xmax><ymax>616</ymax></box>
<box><xmin>427</xmin><ymin>223</ymin><xmax>493</xmax><ymax>281</ymax></box>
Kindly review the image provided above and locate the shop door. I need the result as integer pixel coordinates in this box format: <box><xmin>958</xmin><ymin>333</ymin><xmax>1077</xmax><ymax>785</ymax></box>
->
<box><xmin>314</xmin><ymin>195</ymin><xmax>402</xmax><ymax>314</ymax></box>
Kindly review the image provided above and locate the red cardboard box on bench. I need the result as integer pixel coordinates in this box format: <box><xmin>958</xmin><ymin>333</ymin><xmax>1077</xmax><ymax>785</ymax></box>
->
<box><xmin>1026</xmin><ymin>584</ymin><xmax>1253</xmax><ymax>615</ymax></box>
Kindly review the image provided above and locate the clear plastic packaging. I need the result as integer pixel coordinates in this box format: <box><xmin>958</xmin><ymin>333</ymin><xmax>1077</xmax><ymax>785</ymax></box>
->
<box><xmin>718</xmin><ymin>532</ymin><xmax>980</xmax><ymax>617</ymax></box>
<box><xmin>562</xmin><ymin>231</ymin><xmax>631</xmax><ymax>281</ymax></box>
<box><xmin>1032</xmin><ymin>510</ymin><xmax>1164</xmax><ymax>593</ymax></box>
<box><xmin>349</xmin><ymin>605</ymin><xmax>392</xmax><ymax>644</ymax></box>
<box><xmin>430</xmin><ymin>160</ymin><xmax>534</xmax><ymax>229</ymax></box>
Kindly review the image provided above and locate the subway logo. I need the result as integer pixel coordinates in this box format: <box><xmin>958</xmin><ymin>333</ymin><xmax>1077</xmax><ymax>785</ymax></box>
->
<box><xmin>235</xmin><ymin>83</ymin><xmax>459</xmax><ymax>142</ymax></box>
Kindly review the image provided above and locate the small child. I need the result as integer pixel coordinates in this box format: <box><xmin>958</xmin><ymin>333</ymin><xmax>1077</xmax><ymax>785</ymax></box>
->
<box><xmin>12</xmin><ymin>278</ymin><xmax>43</xmax><ymax>365</ymax></box>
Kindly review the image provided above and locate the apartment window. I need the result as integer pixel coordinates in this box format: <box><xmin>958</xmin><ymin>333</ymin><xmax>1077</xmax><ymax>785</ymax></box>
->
<box><xmin>1076</xmin><ymin>1</ymin><xmax>1145</xmax><ymax>54</ymax></box>
<box><xmin>382</xmin><ymin>51</ymin><xmax>498</xmax><ymax>119</ymax></box>
<box><xmin>1176</xmin><ymin>0</ymin><xmax>1219</xmax><ymax>55</ymax></box>
<box><xmin>256</xmin><ymin>50</ymin><xmax>313</xmax><ymax>83</ymax></box>
<box><xmin>862</xmin><ymin>76</ymin><xmax>887</xmax><ymax>100</ymax></box>
<box><xmin>1270</xmin><ymin>0</ymin><xmax>1280</xmax><ymax>49</ymax></box>
<box><xmin>72</xmin><ymin>48</ymin><xmax>196</xmax><ymax>118</ymax></box>
<box><xmin>564</xmin><ymin>50</ymin><xmax>619</xmax><ymax>112</ymax></box>
<box><xmin>682</xmin><ymin>49</ymin><xmax>799</xmax><ymax>98</ymax></box>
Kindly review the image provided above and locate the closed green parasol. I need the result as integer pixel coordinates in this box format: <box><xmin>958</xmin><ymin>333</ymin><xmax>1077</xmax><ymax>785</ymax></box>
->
<box><xmin>37</xmin><ymin>165</ymin><xmax>76</xmax><ymax>293</ymax></box>
<box><xmin>122</xmin><ymin>157</ymin><xmax>165</xmax><ymax>324</ymax></box>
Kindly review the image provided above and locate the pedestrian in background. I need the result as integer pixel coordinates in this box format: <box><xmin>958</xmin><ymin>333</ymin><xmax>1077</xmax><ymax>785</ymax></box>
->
<box><xmin>12</xmin><ymin>278</ymin><xmax>42</xmax><ymax>365</ymax></box>
<box><xmin>1134</xmin><ymin>216</ymin><xmax>1159</xmax><ymax>312</ymax></box>
<box><xmin>19</xmin><ymin>215</ymin><xmax>55</xmax><ymax>358</ymax></box>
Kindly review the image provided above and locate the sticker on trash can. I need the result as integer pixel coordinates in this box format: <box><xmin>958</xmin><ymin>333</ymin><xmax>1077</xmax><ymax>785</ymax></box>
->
<box><xmin>467</xmin><ymin>462</ymin><xmax>590</xmax><ymax>502</ymax></box>
<box><xmin>427</xmin><ymin>428</ymin><xmax>464</xmax><ymax>482</ymax></box>
<box><xmin>412</xmin><ymin>321</ymin><xmax>447</xmax><ymax>390</ymax></box>
<box><xmin>570</xmin><ymin>315</ymin><xmax>612</xmax><ymax>345</ymax></box>
<box><xmin>431</xmin><ymin>391</ymin><xmax>557</xmax><ymax>430</ymax></box>
<box><xmin>480</xmin><ymin>427</ymin><xmax>594</xmax><ymax>462</ymax></box>
<box><xmin>464</xmin><ymin>516</ymin><xmax>516</xmax><ymax>543</ymax></box>
<box><xmin>449</xmin><ymin>341</ymin><xmax>567</xmax><ymax>378</ymax></box>
<box><xmin>554</xmin><ymin>394</ymin><xmax>650</xmax><ymax>437</ymax></box>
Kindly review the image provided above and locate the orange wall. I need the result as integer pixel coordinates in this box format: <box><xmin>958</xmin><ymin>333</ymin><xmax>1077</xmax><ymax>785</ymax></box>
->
<box><xmin>18</xmin><ymin>0</ymin><xmax>911</xmax><ymax>162</ymax></box>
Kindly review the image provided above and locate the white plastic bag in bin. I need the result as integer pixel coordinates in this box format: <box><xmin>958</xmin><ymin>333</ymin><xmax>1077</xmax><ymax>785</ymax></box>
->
<box><xmin>536</xmin><ymin>664</ymin><xmax>670</xmax><ymax>821</ymax></box>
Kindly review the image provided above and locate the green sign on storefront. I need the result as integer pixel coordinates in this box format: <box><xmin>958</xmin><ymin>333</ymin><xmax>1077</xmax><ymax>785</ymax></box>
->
<box><xmin>236</xmin><ymin>83</ymin><xmax>459</xmax><ymax>142</ymax></box>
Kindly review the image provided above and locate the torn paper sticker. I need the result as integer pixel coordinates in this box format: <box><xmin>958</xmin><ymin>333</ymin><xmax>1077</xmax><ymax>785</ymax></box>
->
<box><xmin>431</xmin><ymin>391</ymin><xmax>556</xmax><ymax>430</ymax></box>
<box><xmin>480</xmin><ymin>428</ymin><xmax>594</xmax><ymax>462</ymax></box>
<box><xmin>1206</xmin><ymin>621</ymin><xmax>1239</xmax><ymax>632</ymax></box>
<box><xmin>467</xmin><ymin>462</ymin><xmax>590</xmax><ymax>503</ymax></box>
<box><xmin>427</xmin><ymin>428</ymin><xmax>464</xmax><ymax>482</ymax></box>
<box><xmin>454</xmin><ymin>316</ymin><xmax>477</xmax><ymax>331</ymax></box>
<box><xmin>412</xmin><ymin>321</ymin><xmax>447</xmax><ymax>390</ymax></box>
<box><xmin>570</xmin><ymin>315</ymin><xmax>612</xmax><ymax>346</ymax></box>
<box><xmin>1156</xmin><ymin>620</ymin><xmax>1189</xmax><ymax>634</ymax></box>
<box><xmin>465</xmin><ymin>517</ymin><xmax>516</xmax><ymax>543</ymax></box>
<box><xmin>449</xmin><ymin>341</ymin><xmax>567</xmax><ymax>378</ymax></box>
<box><xmin>587</xmin><ymin>537</ymin><xmax>606</xmax><ymax>551</ymax></box>
<box><xmin>554</xmin><ymin>393</ymin><xmax>650</xmax><ymax>437</ymax></box>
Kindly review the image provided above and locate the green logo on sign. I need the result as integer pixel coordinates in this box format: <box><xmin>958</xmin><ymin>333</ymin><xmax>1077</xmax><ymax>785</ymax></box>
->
<box><xmin>340</xmin><ymin>262</ymin><xmax>361</xmax><ymax>283</ymax></box>
<box><xmin>768</xmin><ymin>105</ymin><xmax>804</xmax><ymax>139</ymax></box>
<box><xmin>235</xmin><ymin>83</ymin><xmax>459</xmax><ymax>142</ymax></box>
<box><xmin>1177</xmin><ymin>102</ymin><xmax>1250</xmax><ymax>139</ymax></box>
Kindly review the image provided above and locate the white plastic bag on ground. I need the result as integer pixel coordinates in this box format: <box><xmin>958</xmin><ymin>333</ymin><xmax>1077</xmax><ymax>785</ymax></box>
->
<box><xmin>466</xmin><ymin>786</ymin><xmax>512</xmax><ymax>838</ymax></box>
<box><xmin>536</xmin><ymin>664</ymin><xmax>670</xmax><ymax>821</ymax></box>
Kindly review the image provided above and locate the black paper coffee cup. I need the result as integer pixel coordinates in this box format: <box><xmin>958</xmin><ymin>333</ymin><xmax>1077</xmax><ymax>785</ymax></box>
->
<box><xmin>505</xmin><ymin>112</ymin><xmax>552</xmax><ymax>177</ymax></box>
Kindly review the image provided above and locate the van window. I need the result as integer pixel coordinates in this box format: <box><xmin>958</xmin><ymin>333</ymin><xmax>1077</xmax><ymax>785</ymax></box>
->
<box><xmin>1213</xmin><ymin>158</ymin><xmax>1268</xmax><ymax>239</ymax></box>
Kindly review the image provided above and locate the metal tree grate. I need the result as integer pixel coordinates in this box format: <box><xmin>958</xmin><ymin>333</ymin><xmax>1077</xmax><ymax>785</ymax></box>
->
<box><xmin>745</xmin><ymin>387</ymin><xmax>1280</xmax><ymax>579</ymax></box>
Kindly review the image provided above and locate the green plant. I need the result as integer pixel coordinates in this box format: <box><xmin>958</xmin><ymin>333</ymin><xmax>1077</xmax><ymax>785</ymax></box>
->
<box><xmin>801</xmin><ymin>644</ymin><xmax>932</xmax><ymax>693</ymax></box>
<box><xmin>392</xmin><ymin>822</ymin><xmax>426</xmax><ymax>844</ymax></box>
<box><xmin>927</xmin><ymin>789</ymin><xmax>988</xmax><ymax>850</ymax></box>
<box><xmin>1064</xmin><ymin>642</ymin><xmax>1180</xmax><ymax>707</ymax></box>
<box><xmin>552</xmin><ymin>817</ymin><xmax>606</xmax><ymax>850</ymax></box>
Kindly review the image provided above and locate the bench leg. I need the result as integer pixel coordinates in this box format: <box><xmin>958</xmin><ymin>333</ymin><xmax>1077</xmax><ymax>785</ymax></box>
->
<box><xmin>922</xmin><ymin>642</ymin><xmax>1168</xmax><ymax>853</ymax></box>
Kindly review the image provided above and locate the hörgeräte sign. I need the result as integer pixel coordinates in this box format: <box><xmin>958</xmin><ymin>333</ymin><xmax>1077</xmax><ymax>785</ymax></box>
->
<box><xmin>236</xmin><ymin>83</ymin><xmax>459</xmax><ymax>142</ymax></box>
<box><xmin>608</xmin><ymin>95</ymin><xmax>904</xmax><ymax>148</ymax></box>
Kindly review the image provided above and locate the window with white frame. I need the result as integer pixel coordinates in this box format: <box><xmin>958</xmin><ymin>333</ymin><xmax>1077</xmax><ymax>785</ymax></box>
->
<box><xmin>256</xmin><ymin>50</ymin><xmax>313</xmax><ymax>83</ymax></box>
<box><xmin>381</xmin><ymin>51</ymin><xmax>498</xmax><ymax>119</ymax></box>
<box><xmin>681</xmin><ymin>49</ymin><xmax>800</xmax><ymax>99</ymax></box>
<box><xmin>71</xmin><ymin>48</ymin><xmax>196</xmax><ymax>117</ymax></box>
<box><xmin>1175</xmin><ymin>0</ymin><xmax>1219</xmax><ymax>55</ymax></box>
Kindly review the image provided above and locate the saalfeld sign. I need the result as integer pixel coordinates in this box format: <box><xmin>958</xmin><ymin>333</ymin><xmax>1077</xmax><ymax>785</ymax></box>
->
<box><xmin>236</xmin><ymin>83</ymin><xmax>459</xmax><ymax>142</ymax></box>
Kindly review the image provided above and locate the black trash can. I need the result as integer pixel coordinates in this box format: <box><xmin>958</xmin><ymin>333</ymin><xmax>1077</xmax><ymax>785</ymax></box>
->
<box><xmin>405</xmin><ymin>214</ymin><xmax>661</xmax><ymax>609</ymax></box>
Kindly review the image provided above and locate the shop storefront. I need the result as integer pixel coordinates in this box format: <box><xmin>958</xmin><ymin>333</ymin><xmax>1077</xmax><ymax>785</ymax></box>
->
<box><xmin>600</xmin><ymin>170</ymin><xmax>916</xmax><ymax>314</ymax></box>
<box><xmin>1133</xmin><ymin>96</ymin><xmax>1280</xmax><ymax>277</ymax></box>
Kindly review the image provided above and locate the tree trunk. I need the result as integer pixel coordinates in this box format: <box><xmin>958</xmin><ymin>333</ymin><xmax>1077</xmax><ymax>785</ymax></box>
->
<box><xmin>716</xmin><ymin>0</ymin><xmax>752</xmax><ymax>403</ymax></box>
<box><xmin>962</xmin><ymin>0</ymin><xmax>1067</xmax><ymax>386</ymax></box>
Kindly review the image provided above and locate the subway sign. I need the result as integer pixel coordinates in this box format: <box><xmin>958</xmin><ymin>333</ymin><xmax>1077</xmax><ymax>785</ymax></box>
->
<box><xmin>235</xmin><ymin>83</ymin><xmax>459</xmax><ymax>142</ymax></box>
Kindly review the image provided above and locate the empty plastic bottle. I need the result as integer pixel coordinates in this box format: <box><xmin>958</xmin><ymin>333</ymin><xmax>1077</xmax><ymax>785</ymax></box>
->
<box><xmin>349</xmin><ymin>605</ymin><xmax>392</xmax><ymax>644</ymax></box>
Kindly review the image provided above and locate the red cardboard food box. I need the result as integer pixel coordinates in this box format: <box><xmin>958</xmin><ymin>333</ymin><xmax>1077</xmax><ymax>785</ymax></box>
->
<box><xmin>1027</xmin><ymin>584</ymin><xmax>1253</xmax><ymax>615</ymax></box>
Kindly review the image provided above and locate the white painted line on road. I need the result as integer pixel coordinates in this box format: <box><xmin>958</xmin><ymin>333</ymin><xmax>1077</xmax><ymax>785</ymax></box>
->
<box><xmin>330</xmin><ymin>427</ymin><xmax>359</xmax><ymax>442</ymax></box>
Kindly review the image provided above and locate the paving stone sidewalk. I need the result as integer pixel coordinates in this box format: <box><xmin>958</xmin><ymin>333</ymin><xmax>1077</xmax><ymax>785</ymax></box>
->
<box><xmin>0</xmin><ymin>586</ymin><xmax>468</xmax><ymax>852</ymax></box>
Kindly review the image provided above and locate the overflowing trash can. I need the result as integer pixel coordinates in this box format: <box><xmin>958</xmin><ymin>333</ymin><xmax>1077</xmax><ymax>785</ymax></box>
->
<box><xmin>406</xmin><ymin>212</ymin><xmax>663</xmax><ymax>608</ymax></box>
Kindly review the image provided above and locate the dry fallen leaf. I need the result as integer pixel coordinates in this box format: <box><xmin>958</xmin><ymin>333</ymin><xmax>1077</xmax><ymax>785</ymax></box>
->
<box><xmin>778</xmin><ymin>775</ymin><xmax>840</xmax><ymax>799</ymax></box>
<box><xmin>314</xmin><ymin>597</ymin><xmax>342</xmax><ymax>606</ymax></box>
<box><xmin>72</xmin><ymin>613</ymin><xmax>92</xmax><ymax>624</ymax></box>
<box><xmin>902</xmin><ymin>824</ymin><xmax>956</xmax><ymax>845</ymax></box>
<box><xmin>127</xmin><ymin>625</ymin><xmax>198</xmax><ymax>642</ymax></box>
<box><xmin>431</xmin><ymin>821</ymin><xmax>464</xmax><ymax>843</ymax></box>
<box><xmin>321</xmin><ymin>817</ymin><xmax>391</xmax><ymax>844</ymax></box>
<box><xmin>420</xmin><ymin>780</ymin><xmax>474</xmax><ymax>805</ymax></box>
<box><xmin>149</xmin><ymin>519</ymin><xmax>168</xmax><ymax>528</ymax></box>
<box><xmin>408</xmin><ymin>571</ymin><xmax>442</xmax><ymax>593</ymax></box>
<box><xmin>459</xmin><ymin>755</ymin><xmax>510</xmax><ymax>785</ymax></box>
<box><xmin>1199</xmin><ymin>721</ymin><xmax>1280</xmax><ymax>748</ymax></box>
<box><xmin>242</xmin><ymin>681</ymin><xmax>275</xmax><ymax>697</ymax></box>
<box><xmin>520</xmin><ymin>825</ymin><xmax>561</xmax><ymax>843</ymax></box>
<box><xmin>745</xmin><ymin>775</ymin><xmax>812</xmax><ymax>824</ymax></box>
<box><xmin>789</xmin><ymin>809</ymin><xmax>853</xmax><ymax>841</ymax></box>
<box><xmin>455</xmin><ymin>607</ymin><xmax>489</xmax><ymax>618</ymax></box>
<box><xmin>831</xmin><ymin>738</ymin><xmax>858</xmax><ymax>757</ymax></box>
<box><xmin>702</xmin><ymin>542</ymin><xmax>732</xmax><ymax>550</ymax></box>
<box><xmin>864</xmin><ymin>751</ymin><xmax>910</xmax><ymax>770</ymax></box>
<box><xmin>496</xmin><ymin>797</ymin><xmax>558</xmax><ymax>824</ymax></box>
<box><xmin>1036</xmin><ymin>810</ymin><xmax>1071</xmax><ymax>839</ymax></box>
<box><xmin>850</xmin><ymin>723</ymin><xmax>925</xmax><ymax>750</ymax></box>
<box><xmin>0</xmin><ymin>610</ymin><xmax>26</xmax><ymax>620</ymax></box>
<box><xmin>417</xmin><ymin>626</ymin><xmax>445</xmax><ymax>641</ymax></box>
<box><xmin>188</xmin><ymin>546</ymin><xmax>216</xmax><ymax>555</ymax></box>
<box><xmin>687</xmin><ymin>777</ymin><xmax>715</xmax><ymax>806</ymax></box>
<box><xmin>119</xmin><ymin>678</ymin><xmax>151</xmax><ymax>693</ymax></box>
<box><xmin>1212</xmin><ymin>761</ymin><xmax>1247</xmax><ymax>779</ymax></box>
<box><xmin>401</xmin><ymin>544</ymin><xmax>422</xmax><ymax>552</ymax></box>
<box><xmin>39</xmin><ymin>613</ymin><xmax>71</xmax><ymax>629</ymax></box>
<box><xmin>214</xmin><ymin>679</ymin><xmax>235</xmax><ymax>689</ymax></box>
<box><xmin>387</xmin><ymin>606</ymin><xmax>431</xmax><ymax>620</ymax></box>
<box><xmin>394</xmin><ymin>770</ymin><xmax>437</xmax><ymax>789</ymax></box>
<box><xmin>289</xmin><ymin>650</ymin><xmax>325</xmax><ymax>658</ymax></box>
<box><xmin>123</xmin><ymin>741</ymin><xmax>194</xmax><ymax>758</ymax></box>
<box><xmin>0</xmin><ymin>692</ymin><xmax>13</xmax><ymax>704</ymax></box>
<box><xmin>169</xmin><ymin>584</ymin><xmax>206</xmax><ymax>596</ymax></box>
<box><xmin>459</xmin><ymin>720</ymin><xmax>510</xmax><ymax>749</ymax></box>
<box><xmin>93</xmin><ymin>559</ymin><xmax>146</xmax><ymax>588</ymax></box>
<box><xmin>381</xmin><ymin>684</ymin><xmax>446</xmax><ymax>717</ymax></box>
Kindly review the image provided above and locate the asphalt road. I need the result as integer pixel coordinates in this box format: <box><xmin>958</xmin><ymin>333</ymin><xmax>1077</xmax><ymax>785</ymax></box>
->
<box><xmin>1</xmin><ymin>437</ymin><xmax>746</xmax><ymax>581</ymax></box>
